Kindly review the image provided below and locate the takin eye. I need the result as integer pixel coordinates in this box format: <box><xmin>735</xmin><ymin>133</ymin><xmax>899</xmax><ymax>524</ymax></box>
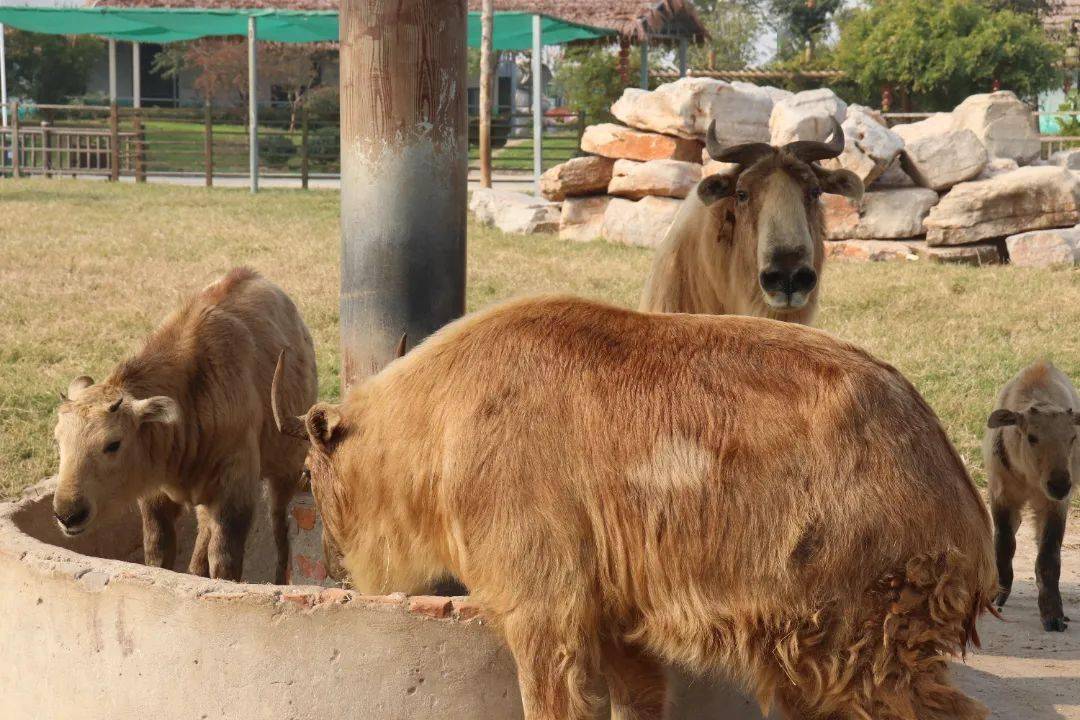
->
<box><xmin>1028</xmin><ymin>434</ymin><xmax>1039</xmax><ymax>445</ymax></box>
<box><xmin>735</xmin><ymin>190</ymin><xmax>749</xmax><ymax>204</ymax></box>
<box><xmin>103</xmin><ymin>440</ymin><xmax>121</xmax><ymax>454</ymax></box>
<box><xmin>809</xmin><ymin>187</ymin><xmax>823</xmax><ymax>200</ymax></box>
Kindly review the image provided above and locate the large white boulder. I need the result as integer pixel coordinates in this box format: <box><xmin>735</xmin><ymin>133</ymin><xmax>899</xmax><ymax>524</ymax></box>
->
<box><xmin>923</xmin><ymin>166</ymin><xmax>1080</xmax><ymax>246</ymax></box>
<box><xmin>825</xmin><ymin>239</ymin><xmax>921</xmax><ymax>262</ymax></box>
<box><xmin>824</xmin><ymin>188</ymin><xmax>939</xmax><ymax>240</ymax></box>
<box><xmin>951</xmin><ymin>91</ymin><xmax>1040</xmax><ymax>165</ymax></box>
<box><xmin>608</xmin><ymin>159</ymin><xmax>701</xmax><ymax>200</ymax></box>
<box><xmin>894</xmin><ymin>118</ymin><xmax>987</xmax><ymax>191</ymax></box>
<box><xmin>601</xmin><ymin>196</ymin><xmax>682</xmax><ymax>248</ymax></box>
<box><xmin>820</xmin><ymin>105</ymin><xmax>904</xmax><ymax>186</ymax></box>
<box><xmin>539</xmin><ymin>156</ymin><xmax>614</xmax><ymax>201</ymax></box>
<box><xmin>611</xmin><ymin>77</ymin><xmax>773</xmax><ymax>142</ymax></box>
<box><xmin>769</xmin><ymin>88</ymin><xmax>847</xmax><ymax>145</ymax></box>
<box><xmin>559</xmin><ymin>196</ymin><xmax>612</xmax><ymax>242</ymax></box>
<box><xmin>1005</xmin><ymin>226</ymin><xmax>1080</xmax><ymax>267</ymax></box>
<box><xmin>581</xmin><ymin>123</ymin><xmax>703</xmax><ymax>162</ymax></box>
<box><xmin>469</xmin><ymin>188</ymin><xmax>560</xmax><ymax>234</ymax></box>
<box><xmin>1050</xmin><ymin>149</ymin><xmax>1080</xmax><ymax>170</ymax></box>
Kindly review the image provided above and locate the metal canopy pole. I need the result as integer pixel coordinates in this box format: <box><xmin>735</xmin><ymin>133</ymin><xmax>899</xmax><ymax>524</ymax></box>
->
<box><xmin>640</xmin><ymin>41</ymin><xmax>649</xmax><ymax>89</ymax></box>
<box><xmin>678</xmin><ymin>37</ymin><xmax>688</xmax><ymax>77</ymax></box>
<box><xmin>132</xmin><ymin>42</ymin><xmax>141</xmax><ymax>108</ymax></box>
<box><xmin>478</xmin><ymin>0</ymin><xmax>493</xmax><ymax>188</ymax></box>
<box><xmin>339</xmin><ymin>0</ymin><xmax>467</xmax><ymax>389</ymax></box>
<box><xmin>248</xmin><ymin>16</ymin><xmax>259</xmax><ymax>193</ymax></box>
<box><xmin>532</xmin><ymin>14</ymin><xmax>542</xmax><ymax>196</ymax></box>
<box><xmin>0</xmin><ymin>24</ymin><xmax>8</xmax><ymax>128</ymax></box>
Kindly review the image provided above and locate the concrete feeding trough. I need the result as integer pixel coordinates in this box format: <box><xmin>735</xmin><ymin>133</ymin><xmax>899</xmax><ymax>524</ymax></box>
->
<box><xmin>0</xmin><ymin>479</ymin><xmax>768</xmax><ymax>719</ymax></box>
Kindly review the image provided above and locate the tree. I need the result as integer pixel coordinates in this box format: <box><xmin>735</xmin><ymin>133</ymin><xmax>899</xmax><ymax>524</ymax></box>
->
<box><xmin>833</xmin><ymin>0</ymin><xmax>1061</xmax><ymax>111</ymax></box>
<box><xmin>768</xmin><ymin>0</ymin><xmax>844</xmax><ymax>61</ymax></box>
<box><xmin>5</xmin><ymin>30</ymin><xmax>102</xmax><ymax>104</ymax></box>
<box><xmin>688</xmin><ymin>1</ymin><xmax>762</xmax><ymax>69</ymax></box>
<box><xmin>552</xmin><ymin>45</ymin><xmax>653</xmax><ymax>123</ymax></box>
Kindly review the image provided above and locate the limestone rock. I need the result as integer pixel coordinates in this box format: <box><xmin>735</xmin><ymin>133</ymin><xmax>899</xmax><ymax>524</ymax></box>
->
<box><xmin>601</xmin><ymin>196</ymin><xmax>682</xmax><ymax>248</ymax></box>
<box><xmin>825</xmin><ymin>188</ymin><xmax>939</xmax><ymax>240</ymax></box>
<box><xmin>924</xmin><ymin>166</ymin><xmax>1080</xmax><ymax>246</ymax></box>
<box><xmin>581</xmin><ymin>123</ymin><xmax>703</xmax><ymax>162</ymax></box>
<box><xmin>820</xmin><ymin>105</ymin><xmax>904</xmax><ymax>185</ymax></box>
<box><xmin>894</xmin><ymin>120</ymin><xmax>987</xmax><ymax>191</ymax></box>
<box><xmin>469</xmin><ymin>188</ymin><xmax>560</xmax><ymax>234</ymax></box>
<box><xmin>1050</xmin><ymin>149</ymin><xmax>1080</xmax><ymax>170</ymax></box>
<box><xmin>952</xmin><ymin>91</ymin><xmax>1040</xmax><ymax>164</ymax></box>
<box><xmin>916</xmin><ymin>243</ymin><xmax>1002</xmax><ymax>265</ymax></box>
<box><xmin>976</xmin><ymin>157</ymin><xmax>1020</xmax><ymax>180</ymax></box>
<box><xmin>608</xmin><ymin>159</ymin><xmax>701</xmax><ymax>200</ymax></box>
<box><xmin>872</xmin><ymin>160</ymin><xmax>916</xmax><ymax>188</ymax></box>
<box><xmin>825</xmin><ymin>240</ymin><xmax>921</xmax><ymax>262</ymax></box>
<box><xmin>559</xmin><ymin>196</ymin><xmax>612</xmax><ymax>242</ymax></box>
<box><xmin>539</xmin><ymin>156</ymin><xmax>615</xmax><ymax>201</ymax></box>
<box><xmin>769</xmin><ymin>88</ymin><xmax>848</xmax><ymax>145</ymax></box>
<box><xmin>1005</xmin><ymin>226</ymin><xmax>1080</xmax><ymax>267</ymax></box>
<box><xmin>611</xmin><ymin>77</ymin><xmax>773</xmax><ymax>142</ymax></box>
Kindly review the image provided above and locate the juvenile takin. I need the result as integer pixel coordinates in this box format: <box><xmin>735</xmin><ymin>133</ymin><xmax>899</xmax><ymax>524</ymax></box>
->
<box><xmin>640</xmin><ymin>119</ymin><xmax>863</xmax><ymax>323</ymax></box>
<box><xmin>53</xmin><ymin>268</ymin><xmax>317</xmax><ymax>583</ymax></box>
<box><xmin>984</xmin><ymin>360</ymin><xmax>1078</xmax><ymax>632</ymax></box>
<box><xmin>274</xmin><ymin>295</ymin><xmax>995</xmax><ymax>720</ymax></box>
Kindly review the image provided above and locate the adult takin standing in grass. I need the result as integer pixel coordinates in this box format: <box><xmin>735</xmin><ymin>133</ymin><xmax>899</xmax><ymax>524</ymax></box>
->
<box><xmin>274</xmin><ymin>295</ymin><xmax>995</xmax><ymax>720</ymax></box>
<box><xmin>52</xmin><ymin>268</ymin><xmax>317</xmax><ymax>583</ymax></box>
<box><xmin>985</xmin><ymin>360</ymin><xmax>1078</xmax><ymax>632</ymax></box>
<box><xmin>639</xmin><ymin>119</ymin><xmax>862</xmax><ymax>323</ymax></box>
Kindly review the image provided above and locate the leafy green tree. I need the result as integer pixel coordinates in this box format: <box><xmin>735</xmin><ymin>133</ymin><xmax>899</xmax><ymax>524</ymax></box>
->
<box><xmin>768</xmin><ymin>0</ymin><xmax>843</xmax><ymax>61</ymax></box>
<box><xmin>552</xmin><ymin>45</ymin><xmax>653</xmax><ymax>123</ymax></box>
<box><xmin>5</xmin><ymin>30</ymin><xmax>102</xmax><ymax>104</ymax></box>
<box><xmin>689</xmin><ymin>1</ymin><xmax>761</xmax><ymax>69</ymax></box>
<box><xmin>834</xmin><ymin>0</ymin><xmax>1061</xmax><ymax>111</ymax></box>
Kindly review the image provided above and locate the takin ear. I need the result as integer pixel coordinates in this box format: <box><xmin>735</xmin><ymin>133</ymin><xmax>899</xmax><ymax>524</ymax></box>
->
<box><xmin>67</xmin><ymin>376</ymin><xmax>94</xmax><ymax>401</ymax></box>
<box><xmin>306</xmin><ymin>403</ymin><xmax>343</xmax><ymax>448</ymax></box>
<box><xmin>697</xmin><ymin>173</ymin><xmax>737</xmax><ymax>206</ymax></box>
<box><xmin>132</xmin><ymin>396</ymin><xmax>181</xmax><ymax>426</ymax></box>
<box><xmin>813</xmin><ymin>167</ymin><xmax>864</xmax><ymax>203</ymax></box>
<box><xmin>987</xmin><ymin>408</ymin><xmax>1020</xmax><ymax>429</ymax></box>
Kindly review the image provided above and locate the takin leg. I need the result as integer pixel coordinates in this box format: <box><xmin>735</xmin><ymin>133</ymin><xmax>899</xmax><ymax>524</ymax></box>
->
<box><xmin>206</xmin><ymin>494</ymin><xmax>255</xmax><ymax>581</ymax></box>
<box><xmin>602</xmin><ymin>642</ymin><xmax>667</xmax><ymax>720</ymax></box>
<box><xmin>188</xmin><ymin>504</ymin><xmax>212</xmax><ymax>577</ymax></box>
<box><xmin>991</xmin><ymin>501</ymin><xmax>1021</xmax><ymax>609</ymax></box>
<box><xmin>1035</xmin><ymin>503</ymin><xmax>1069</xmax><ymax>632</ymax></box>
<box><xmin>267</xmin><ymin>473</ymin><xmax>300</xmax><ymax>585</ymax></box>
<box><xmin>502</xmin><ymin>608</ymin><xmax>603</xmax><ymax>720</ymax></box>
<box><xmin>138</xmin><ymin>493</ymin><xmax>182</xmax><ymax>570</ymax></box>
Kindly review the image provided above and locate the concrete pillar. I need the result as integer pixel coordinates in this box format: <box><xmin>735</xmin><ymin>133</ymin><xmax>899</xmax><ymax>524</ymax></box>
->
<box><xmin>338</xmin><ymin>0</ymin><xmax>468</xmax><ymax>389</ymax></box>
<box><xmin>132</xmin><ymin>42</ymin><xmax>141</xmax><ymax>109</ymax></box>
<box><xmin>678</xmin><ymin>37</ymin><xmax>688</xmax><ymax>77</ymax></box>
<box><xmin>640</xmin><ymin>41</ymin><xmax>649</xmax><ymax>89</ymax></box>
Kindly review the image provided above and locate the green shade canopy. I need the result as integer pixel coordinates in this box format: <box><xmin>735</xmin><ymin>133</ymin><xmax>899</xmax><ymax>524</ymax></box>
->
<box><xmin>0</xmin><ymin>7</ymin><xmax>613</xmax><ymax>49</ymax></box>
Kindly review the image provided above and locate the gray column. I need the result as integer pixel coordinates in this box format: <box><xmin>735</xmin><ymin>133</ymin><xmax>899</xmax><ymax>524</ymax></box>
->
<box><xmin>248</xmin><ymin>17</ymin><xmax>258</xmax><ymax>193</ymax></box>
<box><xmin>532</xmin><ymin>14</ymin><xmax>542</xmax><ymax>196</ymax></box>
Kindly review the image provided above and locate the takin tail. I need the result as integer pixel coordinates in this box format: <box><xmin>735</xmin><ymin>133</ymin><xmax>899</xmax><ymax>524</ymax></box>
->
<box><xmin>763</xmin><ymin>550</ymin><xmax>992</xmax><ymax>720</ymax></box>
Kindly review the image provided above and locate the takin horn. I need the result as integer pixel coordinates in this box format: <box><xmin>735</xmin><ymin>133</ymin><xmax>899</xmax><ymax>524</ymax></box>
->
<box><xmin>395</xmin><ymin>333</ymin><xmax>407</xmax><ymax>359</ymax></box>
<box><xmin>272</xmin><ymin>349</ymin><xmax>309</xmax><ymax>442</ymax></box>
<box><xmin>704</xmin><ymin>119</ymin><xmax>774</xmax><ymax>166</ymax></box>
<box><xmin>783</xmin><ymin>118</ymin><xmax>846</xmax><ymax>163</ymax></box>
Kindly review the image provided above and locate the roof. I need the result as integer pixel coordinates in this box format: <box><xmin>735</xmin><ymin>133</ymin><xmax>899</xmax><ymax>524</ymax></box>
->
<box><xmin>90</xmin><ymin>0</ymin><xmax>706</xmax><ymax>42</ymax></box>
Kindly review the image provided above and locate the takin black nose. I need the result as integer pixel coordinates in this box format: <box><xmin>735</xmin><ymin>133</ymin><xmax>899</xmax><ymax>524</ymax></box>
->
<box><xmin>1048</xmin><ymin>471</ymin><xmax>1072</xmax><ymax>501</ymax></box>
<box><xmin>759</xmin><ymin>266</ymin><xmax>818</xmax><ymax>299</ymax></box>
<box><xmin>54</xmin><ymin>504</ymin><xmax>91</xmax><ymax>533</ymax></box>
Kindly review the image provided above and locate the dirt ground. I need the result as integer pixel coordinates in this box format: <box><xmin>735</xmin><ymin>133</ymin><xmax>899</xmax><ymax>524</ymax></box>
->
<box><xmin>954</xmin><ymin>506</ymin><xmax>1080</xmax><ymax>719</ymax></box>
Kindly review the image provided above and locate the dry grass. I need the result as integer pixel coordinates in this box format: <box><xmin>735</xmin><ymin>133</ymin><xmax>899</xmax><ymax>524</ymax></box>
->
<box><xmin>2</xmin><ymin>178</ymin><xmax>1079</xmax><ymax>500</ymax></box>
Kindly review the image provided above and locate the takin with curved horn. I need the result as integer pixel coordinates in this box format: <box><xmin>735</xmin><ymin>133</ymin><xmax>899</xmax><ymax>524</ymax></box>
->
<box><xmin>641</xmin><ymin>117</ymin><xmax>862</xmax><ymax>323</ymax></box>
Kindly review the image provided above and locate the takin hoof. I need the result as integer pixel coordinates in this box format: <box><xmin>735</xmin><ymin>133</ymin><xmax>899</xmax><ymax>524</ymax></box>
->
<box><xmin>1042</xmin><ymin>616</ymin><xmax>1069</xmax><ymax>632</ymax></box>
<box><xmin>993</xmin><ymin>590</ymin><xmax>1010</xmax><ymax>610</ymax></box>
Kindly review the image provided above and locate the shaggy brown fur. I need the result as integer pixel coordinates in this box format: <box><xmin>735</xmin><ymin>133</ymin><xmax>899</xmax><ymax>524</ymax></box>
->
<box><xmin>53</xmin><ymin>268</ymin><xmax>317</xmax><ymax>582</ymax></box>
<box><xmin>983</xmin><ymin>360</ymin><xmax>1078</xmax><ymax>632</ymax></box>
<box><xmin>639</xmin><ymin>150</ymin><xmax>861</xmax><ymax>323</ymax></box>
<box><xmin>280</xmin><ymin>295</ymin><xmax>995</xmax><ymax>720</ymax></box>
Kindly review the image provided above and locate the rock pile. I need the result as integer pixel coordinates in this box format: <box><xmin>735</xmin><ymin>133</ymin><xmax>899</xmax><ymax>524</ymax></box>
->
<box><xmin>470</xmin><ymin>82</ymin><xmax>1080</xmax><ymax>268</ymax></box>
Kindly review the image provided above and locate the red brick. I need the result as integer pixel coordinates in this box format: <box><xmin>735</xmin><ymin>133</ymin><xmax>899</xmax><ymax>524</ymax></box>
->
<box><xmin>408</xmin><ymin>595</ymin><xmax>453</xmax><ymax>619</ymax></box>
<box><xmin>295</xmin><ymin>554</ymin><xmax>327</xmax><ymax>582</ymax></box>
<box><xmin>290</xmin><ymin>506</ymin><xmax>317</xmax><ymax>531</ymax></box>
<box><xmin>452</xmin><ymin>598</ymin><xmax>484</xmax><ymax>622</ymax></box>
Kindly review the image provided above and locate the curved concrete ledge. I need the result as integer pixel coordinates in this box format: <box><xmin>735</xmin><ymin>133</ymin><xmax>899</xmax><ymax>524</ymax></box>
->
<box><xmin>0</xmin><ymin>480</ymin><xmax>767</xmax><ymax>720</ymax></box>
